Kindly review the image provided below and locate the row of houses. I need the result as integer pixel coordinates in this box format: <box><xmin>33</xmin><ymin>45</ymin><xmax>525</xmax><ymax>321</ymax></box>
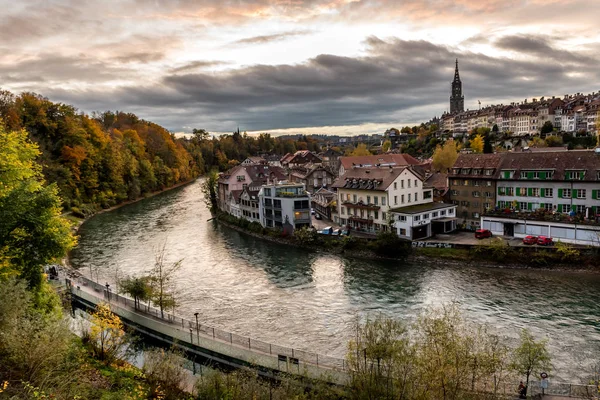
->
<box><xmin>449</xmin><ymin>149</ymin><xmax>600</xmax><ymax>245</ymax></box>
<box><xmin>441</xmin><ymin>91</ymin><xmax>600</xmax><ymax>136</ymax></box>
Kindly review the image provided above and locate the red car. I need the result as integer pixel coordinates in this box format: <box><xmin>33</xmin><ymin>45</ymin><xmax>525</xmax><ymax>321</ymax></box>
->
<box><xmin>537</xmin><ymin>236</ymin><xmax>554</xmax><ymax>246</ymax></box>
<box><xmin>475</xmin><ymin>229</ymin><xmax>492</xmax><ymax>239</ymax></box>
<box><xmin>522</xmin><ymin>235</ymin><xmax>538</xmax><ymax>245</ymax></box>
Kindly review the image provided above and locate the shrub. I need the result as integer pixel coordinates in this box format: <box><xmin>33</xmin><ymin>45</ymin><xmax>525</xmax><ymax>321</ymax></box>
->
<box><xmin>293</xmin><ymin>226</ymin><xmax>319</xmax><ymax>245</ymax></box>
<box><xmin>473</xmin><ymin>237</ymin><xmax>509</xmax><ymax>261</ymax></box>
<box><xmin>369</xmin><ymin>231</ymin><xmax>412</xmax><ymax>258</ymax></box>
<box><xmin>555</xmin><ymin>241</ymin><xmax>580</xmax><ymax>263</ymax></box>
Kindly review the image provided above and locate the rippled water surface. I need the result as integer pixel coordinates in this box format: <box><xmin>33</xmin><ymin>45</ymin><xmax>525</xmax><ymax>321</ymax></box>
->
<box><xmin>70</xmin><ymin>180</ymin><xmax>600</xmax><ymax>381</ymax></box>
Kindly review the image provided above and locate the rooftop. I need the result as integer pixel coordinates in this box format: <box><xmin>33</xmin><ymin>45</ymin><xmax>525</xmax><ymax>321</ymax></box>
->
<box><xmin>389</xmin><ymin>202</ymin><xmax>456</xmax><ymax>215</ymax></box>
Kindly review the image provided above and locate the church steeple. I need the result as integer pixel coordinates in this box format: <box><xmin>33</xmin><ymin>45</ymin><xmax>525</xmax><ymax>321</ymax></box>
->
<box><xmin>450</xmin><ymin>59</ymin><xmax>464</xmax><ymax>114</ymax></box>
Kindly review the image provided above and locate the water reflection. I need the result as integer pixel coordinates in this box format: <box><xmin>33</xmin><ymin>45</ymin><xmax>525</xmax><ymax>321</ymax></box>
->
<box><xmin>69</xmin><ymin>180</ymin><xmax>600</xmax><ymax>381</ymax></box>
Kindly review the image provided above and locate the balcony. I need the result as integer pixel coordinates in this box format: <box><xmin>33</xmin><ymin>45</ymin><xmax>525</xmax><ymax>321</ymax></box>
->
<box><xmin>275</xmin><ymin>190</ymin><xmax>308</xmax><ymax>198</ymax></box>
<box><xmin>349</xmin><ymin>215</ymin><xmax>375</xmax><ymax>224</ymax></box>
<box><xmin>342</xmin><ymin>201</ymin><xmax>380</xmax><ymax>211</ymax></box>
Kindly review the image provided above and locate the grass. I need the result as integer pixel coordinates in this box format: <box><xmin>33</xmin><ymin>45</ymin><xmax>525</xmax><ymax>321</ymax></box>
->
<box><xmin>414</xmin><ymin>247</ymin><xmax>472</xmax><ymax>261</ymax></box>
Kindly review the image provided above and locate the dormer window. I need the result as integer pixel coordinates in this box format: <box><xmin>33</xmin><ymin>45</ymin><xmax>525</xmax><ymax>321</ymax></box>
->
<box><xmin>473</xmin><ymin>169</ymin><xmax>482</xmax><ymax>176</ymax></box>
<box><xmin>484</xmin><ymin>169</ymin><xmax>494</xmax><ymax>176</ymax></box>
<box><xmin>452</xmin><ymin>168</ymin><xmax>460</xmax><ymax>175</ymax></box>
<box><xmin>461</xmin><ymin>168</ymin><xmax>471</xmax><ymax>174</ymax></box>
<box><xmin>565</xmin><ymin>170</ymin><xmax>585</xmax><ymax>180</ymax></box>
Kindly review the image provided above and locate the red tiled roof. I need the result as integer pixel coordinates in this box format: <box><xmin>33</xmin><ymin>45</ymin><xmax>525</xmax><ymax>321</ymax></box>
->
<box><xmin>340</xmin><ymin>154</ymin><xmax>421</xmax><ymax>170</ymax></box>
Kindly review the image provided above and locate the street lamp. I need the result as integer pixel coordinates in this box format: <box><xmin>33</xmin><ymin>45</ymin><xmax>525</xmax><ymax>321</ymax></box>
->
<box><xmin>189</xmin><ymin>328</ymin><xmax>193</xmax><ymax>345</ymax></box>
<box><xmin>194</xmin><ymin>312</ymin><xmax>199</xmax><ymax>342</ymax></box>
<box><xmin>105</xmin><ymin>283</ymin><xmax>110</xmax><ymax>301</ymax></box>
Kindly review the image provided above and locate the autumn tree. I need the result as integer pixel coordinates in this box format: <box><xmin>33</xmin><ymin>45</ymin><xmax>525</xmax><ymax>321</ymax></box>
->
<box><xmin>120</xmin><ymin>276</ymin><xmax>152</xmax><ymax>310</ymax></box>
<box><xmin>150</xmin><ymin>243</ymin><xmax>183</xmax><ymax>319</ymax></box>
<box><xmin>382</xmin><ymin>140</ymin><xmax>391</xmax><ymax>152</ymax></box>
<box><xmin>432</xmin><ymin>139</ymin><xmax>458</xmax><ymax>173</ymax></box>
<box><xmin>471</xmin><ymin>134</ymin><xmax>485</xmax><ymax>153</ymax></box>
<box><xmin>348</xmin><ymin>143</ymin><xmax>372</xmax><ymax>156</ymax></box>
<box><xmin>88</xmin><ymin>302</ymin><xmax>127</xmax><ymax>363</ymax></box>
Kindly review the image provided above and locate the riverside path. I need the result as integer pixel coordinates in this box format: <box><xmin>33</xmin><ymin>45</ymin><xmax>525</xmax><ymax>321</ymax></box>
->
<box><xmin>66</xmin><ymin>274</ymin><xmax>349</xmax><ymax>385</ymax></box>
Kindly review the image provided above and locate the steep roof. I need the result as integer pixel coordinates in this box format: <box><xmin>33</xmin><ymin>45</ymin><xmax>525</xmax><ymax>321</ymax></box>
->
<box><xmin>340</xmin><ymin>154</ymin><xmax>421</xmax><ymax>170</ymax></box>
<box><xmin>498</xmin><ymin>150</ymin><xmax>600</xmax><ymax>181</ymax></box>
<box><xmin>425</xmin><ymin>172</ymin><xmax>448</xmax><ymax>190</ymax></box>
<box><xmin>332</xmin><ymin>167</ymin><xmax>407</xmax><ymax>191</ymax></box>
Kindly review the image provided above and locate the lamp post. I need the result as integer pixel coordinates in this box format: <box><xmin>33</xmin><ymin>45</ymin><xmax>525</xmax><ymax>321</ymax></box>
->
<box><xmin>189</xmin><ymin>328</ymin><xmax>193</xmax><ymax>345</ymax></box>
<box><xmin>105</xmin><ymin>283</ymin><xmax>110</xmax><ymax>301</ymax></box>
<box><xmin>194</xmin><ymin>312</ymin><xmax>199</xmax><ymax>342</ymax></box>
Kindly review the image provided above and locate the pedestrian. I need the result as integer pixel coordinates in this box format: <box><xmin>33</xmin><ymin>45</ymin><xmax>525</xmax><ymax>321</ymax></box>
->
<box><xmin>518</xmin><ymin>381</ymin><xmax>527</xmax><ymax>399</ymax></box>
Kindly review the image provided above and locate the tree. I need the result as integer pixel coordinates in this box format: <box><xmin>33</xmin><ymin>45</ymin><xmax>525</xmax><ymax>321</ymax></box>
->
<box><xmin>471</xmin><ymin>134</ymin><xmax>484</xmax><ymax>153</ymax></box>
<box><xmin>483</xmin><ymin>135</ymin><xmax>493</xmax><ymax>154</ymax></box>
<box><xmin>546</xmin><ymin>136</ymin><xmax>563</xmax><ymax>147</ymax></box>
<box><xmin>349</xmin><ymin>143</ymin><xmax>371</xmax><ymax>156</ymax></box>
<box><xmin>492</xmin><ymin>124</ymin><xmax>499</xmax><ymax>133</ymax></box>
<box><xmin>143</xmin><ymin>347</ymin><xmax>188</xmax><ymax>400</ymax></box>
<box><xmin>192</xmin><ymin>128</ymin><xmax>210</xmax><ymax>141</ymax></box>
<box><xmin>540</xmin><ymin>121</ymin><xmax>554</xmax><ymax>135</ymax></box>
<box><xmin>432</xmin><ymin>140</ymin><xmax>458</xmax><ymax>173</ymax></box>
<box><xmin>88</xmin><ymin>302</ymin><xmax>127</xmax><ymax>363</ymax></box>
<box><xmin>529</xmin><ymin>137</ymin><xmax>547</xmax><ymax>148</ymax></box>
<box><xmin>150</xmin><ymin>243</ymin><xmax>183</xmax><ymax>319</ymax></box>
<box><xmin>120</xmin><ymin>276</ymin><xmax>152</xmax><ymax>310</ymax></box>
<box><xmin>0</xmin><ymin>126</ymin><xmax>75</xmax><ymax>289</ymax></box>
<box><xmin>511</xmin><ymin>329</ymin><xmax>551</xmax><ymax>394</ymax></box>
<box><xmin>382</xmin><ymin>140</ymin><xmax>391</xmax><ymax>152</ymax></box>
<box><xmin>201</xmin><ymin>169</ymin><xmax>219</xmax><ymax>212</ymax></box>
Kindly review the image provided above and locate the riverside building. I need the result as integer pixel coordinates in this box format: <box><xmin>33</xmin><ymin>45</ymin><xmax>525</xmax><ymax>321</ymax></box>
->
<box><xmin>258</xmin><ymin>182</ymin><xmax>311</xmax><ymax>231</ymax></box>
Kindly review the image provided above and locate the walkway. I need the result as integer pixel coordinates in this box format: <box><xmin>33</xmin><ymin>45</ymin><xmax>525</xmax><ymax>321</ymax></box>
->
<box><xmin>66</xmin><ymin>273</ymin><xmax>348</xmax><ymax>385</ymax></box>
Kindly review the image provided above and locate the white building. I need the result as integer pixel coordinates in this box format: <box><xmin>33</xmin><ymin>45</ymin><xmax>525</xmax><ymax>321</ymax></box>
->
<box><xmin>390</xmin><ymin>202</ymin><xmax>457</xmax><ymax>240</ymax></box>
<box><xmin>258</xmin><ymin>183</ymin><xmax>311</xmax><ymax>231</ymax></box>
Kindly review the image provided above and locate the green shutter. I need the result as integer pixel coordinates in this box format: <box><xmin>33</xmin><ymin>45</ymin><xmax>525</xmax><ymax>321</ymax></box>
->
<box><xmin>527</xmin><ymin>188</ymin><xmax>533</xmax><ymax>197</ymax></box>
<box><xmin>527</xmin><ymin>172</ymin><xmax>534</xmax><ymax>179</ymax></box>
<box><xmin>593</xmin><ymin>190</ymin><xmax>598</xmax><ymax>200</ymax></box>
<box><xmin>592</xmin><ymin>206</ymin><xmax>597</xmax><ymax>215</ymax></box>
<box><xmin>516</xmin><ymin>188</ymin><xmax>520</xmax><ymax>196</ymax></box>
<box><xmin>580</xmin><ymin>171</ymin><xmax>585</xmax><ymax>180</ymax></box>
<box><xmin>504</xmin><ymin>171</ymin><xmax>510</xmax><ymax>179</ymax></box>
<box><xmin>571</xmin><ymin>205</ymin><xmax>576</xmax><ymax>212</ymax></box>
<box><xmin>540</xmin><ymin>188</ymin><xmax>546</xmax><ymax>197</ymax></box>
<box><xmin>528</xmin><ymin>202</ymin><xmax>533</xmax><ymax>210</ymax></box>
<box><xmin>540</xmin><ymin>172</ymin><xmax>546</xmax><ymax>180</ymax></box>
<box><xmin>558</xmin><ymin>189</ymin><xmax>563</xmax><ymax>198</ymax></box>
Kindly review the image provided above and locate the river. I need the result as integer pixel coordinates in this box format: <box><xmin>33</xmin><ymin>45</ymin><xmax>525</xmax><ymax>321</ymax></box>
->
<box><xmin>69</xmin><ymin>179</ymin><xmax>600</xmax><ymax>382</ymax></box>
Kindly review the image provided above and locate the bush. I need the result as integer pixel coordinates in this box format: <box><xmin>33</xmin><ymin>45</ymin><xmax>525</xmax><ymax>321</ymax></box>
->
<box><xmin>555</xmin><ymin>241</ymin><xmax>581</xmax><ymax>263</ymax></box>
<box><xmin>341</xmin><ymin>235</ymin><xmax>358</xmax><ymax>250</ymax></box>
<box><xmin>473</xmin><ymin>237</ymin><xmax>510</xmax><ymax>261</ymax></box>
<box><xmin>369</xmin><ymin>231</ymin><xmax>412</xmax><ymax>258</ymax></box>
<box><xmin>293</xmin><ymin>226</ymin><xmax>319</xmax><ymax>245</ymax></box>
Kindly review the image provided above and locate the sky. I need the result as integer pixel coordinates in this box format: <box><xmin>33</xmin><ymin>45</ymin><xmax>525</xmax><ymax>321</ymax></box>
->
<box><xmin>1</xmin><ymin>0</ymin><xmax>600</xmax><ymax>136</ymax></box>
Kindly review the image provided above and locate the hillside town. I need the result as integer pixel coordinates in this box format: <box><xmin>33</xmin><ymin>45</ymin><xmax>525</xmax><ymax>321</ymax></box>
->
<box><xmin>216</xmin><ymin>60</ymin><xmax>600</xmax><ymax>247</ymax></box>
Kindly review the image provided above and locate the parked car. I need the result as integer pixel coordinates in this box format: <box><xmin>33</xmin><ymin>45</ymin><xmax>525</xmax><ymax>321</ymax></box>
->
<box><xmin>474</xmin><ymin>229</ymin><xmax>492</xmax><ymax>239</ymax></box>
<box><xmin>522</xmin><ymin>235</ymin><xmax>538</xmax><ymax>245</ymax></box>
<box><xmin>311</xmin><ymin>208</ymin><xmax>316</xmax><ymax>215</ymax></box>
<box><xmin>537</xmin><ymin>236</ymin><xmax>554</xmax><ymax>246</ymax></box>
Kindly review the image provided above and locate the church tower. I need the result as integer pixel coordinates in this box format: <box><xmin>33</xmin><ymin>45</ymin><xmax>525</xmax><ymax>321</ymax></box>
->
<box><xmin>450</xmin><ymin>59</ymin><xmax>464</xmax><ymax>114</ymax></box>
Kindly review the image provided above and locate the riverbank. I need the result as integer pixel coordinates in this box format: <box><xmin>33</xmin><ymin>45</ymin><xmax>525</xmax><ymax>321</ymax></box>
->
<box><xmin>215</xmin><ymin>213</ymin><xmax>600</xmax><ymax>272</ymax></box>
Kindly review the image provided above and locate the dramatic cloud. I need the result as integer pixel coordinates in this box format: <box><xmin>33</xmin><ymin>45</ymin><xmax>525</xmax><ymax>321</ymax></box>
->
<box><xmin>1</xmin><ymin>0</ymin><xmax>599</xmax><ymax>133</ymax></box>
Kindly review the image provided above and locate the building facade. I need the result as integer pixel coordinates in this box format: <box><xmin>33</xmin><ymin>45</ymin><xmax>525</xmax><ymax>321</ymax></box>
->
<box><xmin>258</xmin><ymin>183</ymin><xmax>311</xmax><ymax>231</ymax></box>
<box><xmin>288</xmin><ymin>165</ymin><xmax>335</xmax><ymax>193</ymax></box>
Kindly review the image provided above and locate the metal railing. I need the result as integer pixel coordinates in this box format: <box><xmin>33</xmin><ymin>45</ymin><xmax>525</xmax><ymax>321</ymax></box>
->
<box><xmin>71</xmin><ymin>275</ymin><xmax>347</xmax><ymax>372</ymax></box>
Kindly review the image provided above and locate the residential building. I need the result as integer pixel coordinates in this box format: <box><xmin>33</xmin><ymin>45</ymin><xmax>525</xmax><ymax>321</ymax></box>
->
<box><xmin>280</xmin><ymin>150</ymin><xmax>322</xmax><ymax>168</ymax></box>
<box><xmin>288</xmin><ymin>165</ymin><xmax>335</xmax><ymax>193</ymax></box>
<box><xmin>241</xmin><ymin>156</ymin><xmax>266</xmax><ymax>166</ymax></box>
<box><xmin>312</xmin><ymin>187</ymin><xmax>336</xmax><ymax>220</ymax></box>
<box><xmin>390</xmin><ymin>202</ymin><xmax>457</xmax><ymax>240</ymax></box>
<box><xmin>321</xmin><ymin>148</ymin><xmax>342</xmax><ymax>175</ymax></box>
<box><xmin>333</xmin><ymin>165</ymin><xmax>431</xmax><ymax>234</ymax></box>
<box><xmin>448</xmin><ymin>153</ymin><xmax>503</xmax><ymax>229</ymax></box>
<box><xmin>239</xmin><ymin>188</ymin><xmax>260</xmax><ymax>223</ymax></box>
<box><xmin>217</xmin><ymin>164</ymin><xmax>286</xmax><ymax>213</ymax></box>
<box><xmin>259</xmin><ymin>183</ymin><xmax>311</xmax><ymax>231</ymax></box>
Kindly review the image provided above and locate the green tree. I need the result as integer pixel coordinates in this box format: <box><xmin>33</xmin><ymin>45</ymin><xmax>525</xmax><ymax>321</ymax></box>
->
<box><xmin>201</xmin><ymin>169</ymin><xmax>219</xmax><ymax>212</ymax></box>
<box><xmin>483</xmin><ymin>135</ymin><xmax>493</xmax><ymax>153</ymax></box>
<box><xmin>432</xmin><ymin>139</ymin><xmax>458</xmax><ymax>173</ymax></box>
<box><xmin>540</xmin><ymin>121</ymin><xmax>554</xmax><ymax>135</ymax></box>
<box><xmin>120</xmin><ymin>276</ymin><xmax>153</xmax><ymax>310</ymax></box>
<box><xmin>0</xmin><ymin>126</ymin><xmax>75</xmax><ymax>289</ymax></box>
<box><xmin>511</xmin><ymin>329</ymin><xmax>551</xmax><ymax>393</ymax></box>
<box><xmin>150</xmin><ymin>243</ymin><xmax>183</xmax><ymax>319</ymax></box>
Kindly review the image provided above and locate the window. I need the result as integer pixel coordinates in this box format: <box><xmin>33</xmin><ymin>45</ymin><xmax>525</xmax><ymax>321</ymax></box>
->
<box><xmin>464</xmin><ymin>180</ymin><xmax>470</xmax><ymax>186</ymax></box>
<box><xmin>399</xmin><ymin>228</ymin><xmax>407</xmax><ymax>236</ymax></box>
<box><xmin>401</xmin><ymin>180</ymin><xmax>404</xmax><ymax>188</ymax></box>
<box><xmin>274</xmin><ymin>199</ymin><xmax>282</xmax><ymax>208</ymax></box>
<box><xmin>562</xmin><ymin>189</ymin><xmax>571</xmax><ymax>198</ymax></box>
<box><xmin>519</xmin><ymin>202</ymin><xmax>528</xmax><ymax>211</ymax></box>
<box><xmin>394</xmin><ymin>182</ymin><xmax>397</xmax><ymax>189</ymax></box>
<box><xmin>452</xmin><ymin>179</ymin><xmax>461</xmax><ymax>186</ymax></box>
<box><xmin>374</xmin><ymin>211</ymin><xmax>379</xmax><ymax>219</ymax></box>
<box><xmin>485</xmin><ymin>169</ymin><xmax>494</xmax><ymax>176</ymax></box>
<box><xmin>544</xmin><ymin>188</ymin><xmax>553</xmax><ymax>197</ymax></box>
<box><xmin>374</xmin><ymin>197</ymin><xmax>378</xmax><ymax>205</ymax></box>
<box><xmin>506</xmin><ymin>187</ymin><xmax>514</xmax><ymax>196</ymax></box>
<box><xmin>558</xmin><ymin>204</ymin><xmax>570</xmax><ymax>213</ymax></box>
<box><xmin>576</xmin><ymin>205</ymin><xmax>586</xmax><ymax>214</ymax></box>
<box><xmin>414</xmin><ymin>179</ymin><xmax>417</xmax><ymax>187</ymax></box>
<box><xmin>398</xmin><ymin>215</ymin><xmax>407</xmax><ymax>222</ymax></box>
<box><xmin>448</xmin><ymin>209</ymin><xmax>454</xmax><ymax>215</ymax></box>
<box><xmin>440</xmin><ymin>210</ymin><xmax>446</xmax><ymax>216</ymax></box>
<box><xmin>408</xmin><ymin>193</ymin><xmax>411</xmax><ymax>202</ymax></box>
<box><xmin>473</xmin><ymin>180</ymin><xmax>481</xmax><ymax>187</ymax></box>
<box><xmin>566</xmin><ymin>170</ymin><xmax>584</xmax><ymax>180</ymax></box>
<box><xmin>414</xmin><ymin>215</ymin><xmax>420</xmax><ymax>222</ymax></box>
<box><xmin>486</xmin><ymin>181</ymin><xmax>492</xmax><ymax>187</ymax></box>
<box><xmin>423</xmin><ymin>213</ymin><xmax>430</xmax><ymax>219</ymax></box>
<box><xmin>415</xmin><ymin>193</ymin><xmax>418</xmax><ymax>201</ymax></box>
<box><xmin>408</xmin><ymin>180</ymin><xmax>411</xmax><ymax>188</ymax></box>
<box><xmin>485</xmin><ymin>192</ymin><xmax>492</xmax><ymax>198</ymax></box>
<box><xmin>424</xmin><ymin>190</ymin><xmax>432</xmax><ymax>199</ymax></box>
<box><xmin>353</xmin><ymin>194</ymin><xmax>357</xmax><ymax>202</ymax></box>
<box><xmin>264</xmin><ymin>188</ymin><xmax>271</xmax><ymax>196</ymax></box>
<box><xmin>484</xmin><ymin>203</ymin><xmax>491</xmax><ymax>209</ymax></box>
<box><xmin>531</xmin><ymin>188</ymin><xmax>540</xmax><ymax>197</ymax></box>
<box><xmin>367</xmin><ymin>195</ymin><xmax>371</xmax><ymax>204</ymax></box>
<box><xmin>461</xmin><ymin>200</ymin><xmax>469</xmax><ymax>206</ymax></box>
<box><xmin>575</xmin><ymin>189</ymin><xmax>586</xmax><ymax>199</ymax></box>
<box><xmin>472</xmin><ymin>212</ymin><xmax>480</xmax><ymax>218</ymax></box>
<box><xmin>341</xmin><ymin>207</ymin><xmax>345</xmax><ymax>215</ymax></box>
<box><xmin>451</xmin><ymin>190</ymin><xmax>459</xmax><ymax>196</ymax></box>
<box><xmin>394</xmin><ymin>195</ymin><xmax>398</xmax><ymax>205</ymax></box>
<box><xmin>520</xmin><ymin>171</ymin><xmax>527</xmax><ymax>178</ymax></box>
<box><xmin>542</xmin><ymin>203</ymin><xmax>553</xmax><ymax>211</ymax></box>
<box><xmin>473</xmin><ymin>201</ymin><xmax>479</xmax><ymax>207</ymax></box>
<box><xmin>473</xmin><ymin>191</ymin><xmax>481</xmax><ymax>198</ymax></box>
<box><xmin>265</xmin><ymin>198</ymin><xmax>272</xmax><ymax>206</ymax></box>
<box><xmin>382</xmin><ymin>212</ymin><xmax>387</xmax><ymax>220</ymax></box>
<box><xmin>294</xmin><ymin>200</ymin><xmax>309</xmax><ymax>209</ymax></box>
<box><xmin>401</xmin><ymin>194</ymin><xmax>405</xmax><ymax>203</ymax></box>
<box><xmin>237</xmin><ymin>175</ymin><xmax>246</xmax><ymax>181</ymax></box>
<box><xmin>498</xmin><ymin>187</ymin><xmax>505</xmax><ymax>195</ymax></box>
<box><xmin>461</xmin><ymin>168</ymin><xmax>471</xmax><ymax>174</ymax></box>
<box><xmin>382</xmin><ymin>197</ymin><xmax>386</xmax><ymax>206</ymax></box>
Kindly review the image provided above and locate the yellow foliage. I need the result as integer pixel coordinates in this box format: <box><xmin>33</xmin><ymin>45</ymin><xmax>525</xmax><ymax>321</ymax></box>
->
<box><xmin>89</xmin><ymin>302</ymin><xmax>126</xmax><ymax>363</ymax></box>
<box><xmin>471</xmin><ymin>134</ymin><xmax>484</xmax><ymax>153</ymax></box>
<box><xmin>349</xmin><ymin>143</ymin><xmax>371</xmax><ymax>156</ymax></box>
<box><xmin>432</xmin><ymin>139</ymin><xmax>458</xmax><ymax>173</ymax></box>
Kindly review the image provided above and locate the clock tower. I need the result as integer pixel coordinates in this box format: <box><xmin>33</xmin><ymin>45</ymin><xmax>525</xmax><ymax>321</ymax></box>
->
<box><xmin>450</xmin><ymin>59</ymin><xmax>464</xmax><ymax>114</ymax></box>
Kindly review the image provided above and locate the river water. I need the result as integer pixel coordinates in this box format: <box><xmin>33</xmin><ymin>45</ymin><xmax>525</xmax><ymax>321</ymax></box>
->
<box><xmin>70</xmin><ymin>180</ymin><xmax>600</xmax><ymax>382</ymax></box>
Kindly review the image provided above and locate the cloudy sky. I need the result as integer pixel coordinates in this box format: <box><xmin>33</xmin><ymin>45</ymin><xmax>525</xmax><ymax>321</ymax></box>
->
<box><xmin>2</xmin><ymin>0</ymin><xmax>600</xmax><ymax>135</ymax></box>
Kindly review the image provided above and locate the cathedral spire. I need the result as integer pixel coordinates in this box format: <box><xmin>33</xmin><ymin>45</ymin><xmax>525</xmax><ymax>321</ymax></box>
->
<box><xmin>450</xmin><ymin>59</ymin><xmax>464</xmax><ymax>114</ymax></box>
